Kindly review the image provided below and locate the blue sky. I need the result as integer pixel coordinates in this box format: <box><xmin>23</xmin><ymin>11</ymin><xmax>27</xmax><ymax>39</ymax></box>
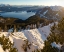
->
<box><xmin>0</xmin><ymin>0</ymin><xmax>64</xmax><ymax>6</ymax></box>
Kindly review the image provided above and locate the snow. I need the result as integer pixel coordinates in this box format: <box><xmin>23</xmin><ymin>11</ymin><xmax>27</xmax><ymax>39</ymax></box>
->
<box><xmin>50</xmin><ymin>6</ymin><xmax>62</xmax><ymax>11</ymax></box>
<box><xmin>40</xmin><ymin>14</ymin><xmax>44</xmax><ymax>17</ymax></box>
<box><xmin>40</xmin><ymin>10</ymin><xmax>48</xmax><ymax>18</ymax></box>
<box><xmin>56</xmin><ymin>13</ymin><xmax>59</xmax><ymax>16</ymax></box>
<box><xmin>51</xmin><ymin>42</ymin><xmax>62</xmax><ymax>49</ymax></box>
<box><xmin>0</xmin><ymin>23</ymin><xmax>56</xmax><ymax>52</ymax></box>
<box><xmin>43</xmin><ymin>10</ymin><xmax>48</xmax><ymax>15</ymax></box>
<box><xmin>0</xmin><ymin>45</ymin><xmax>4</xmax><ymax>52</ymax></box>
<box><xmin>8</xmin><ymin>28</ymin><xmax>13</xmax><ymax>32</ymax></box>
<box><xmin>13</xmin><ymin>38</ymin><xmax>25</xmax><ymax>52</ymax></box>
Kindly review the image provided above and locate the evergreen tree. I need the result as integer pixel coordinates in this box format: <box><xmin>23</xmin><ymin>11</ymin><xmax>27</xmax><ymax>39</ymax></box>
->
<box><xmin>41</xmin><ymin>17</ymin><xmax>64</xmax><ymax>52</ymax></box>
<box><xmin>0</xmin><ymin>35</ymin><xmax>18</xmax><ymax>52</ymax></box>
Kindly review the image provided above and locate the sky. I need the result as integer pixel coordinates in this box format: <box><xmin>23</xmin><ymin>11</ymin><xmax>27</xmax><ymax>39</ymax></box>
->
<box><xmin>0</xmin><ymin>0</ymin><xmax>64</xmax><ymax>6</ymax></box>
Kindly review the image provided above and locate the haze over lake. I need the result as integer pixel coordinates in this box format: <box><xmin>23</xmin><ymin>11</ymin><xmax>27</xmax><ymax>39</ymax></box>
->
<box><xmin>0</xmin><ymin>11</ymin><xmax>35</xmax><ymax>20</ymax></box>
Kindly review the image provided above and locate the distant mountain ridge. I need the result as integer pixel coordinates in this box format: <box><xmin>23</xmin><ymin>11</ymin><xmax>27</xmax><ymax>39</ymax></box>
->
<box><xmin>36</xmin><ymin>6</ymin><xmax>64</xmax><ymax>21</ymax></box>
<box><xmin>0</xmin><ymin>4</ymin><xmax>44</xmax><ymax>12</ymax></box>
<box><xmin>1</xmin><ymin>5</ymin><xmax>64</xmax><ymax>21</ymax></box>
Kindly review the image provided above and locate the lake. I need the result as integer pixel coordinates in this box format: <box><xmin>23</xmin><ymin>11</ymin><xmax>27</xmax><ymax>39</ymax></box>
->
<box><xmin>0</xmin><ymin>11</ymin><xmax>35</xmax><ymax>20</ymax></box>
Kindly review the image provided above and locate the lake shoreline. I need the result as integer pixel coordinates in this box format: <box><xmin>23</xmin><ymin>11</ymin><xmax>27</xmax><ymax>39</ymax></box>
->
<box><xmin>0</xmin><ymin>11</ymin><xmax>35</xmax><ymax>20</ymax></box>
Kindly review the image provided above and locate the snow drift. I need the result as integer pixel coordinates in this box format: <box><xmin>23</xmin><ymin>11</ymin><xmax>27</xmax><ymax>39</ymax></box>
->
<box><xmin>0</xmin><ymin>23</ymin><xmax>52</xmax><ymax>52</ymax></box>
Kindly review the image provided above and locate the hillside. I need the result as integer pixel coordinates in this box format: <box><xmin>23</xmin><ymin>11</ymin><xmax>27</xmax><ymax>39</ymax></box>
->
<box><xmin>36</xmin><ymin>6</ymin><xmax>64</xmax><ymax>21</ymax></box>
<box><xmin>0</xmin><ymin>23</ymin><xmax>53</xmax><ymax>52</ymax></box>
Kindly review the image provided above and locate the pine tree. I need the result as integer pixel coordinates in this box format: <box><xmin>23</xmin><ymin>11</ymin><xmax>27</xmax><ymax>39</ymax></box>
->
<box><xmin>41</xmin><ymin>17</ymin><xmax>64</xmax><ymax>52</ymax></box>
<box><xmin>0</xmin><ymin>35</ymin><xmax>18</xmax><ymax>52</ymax></box>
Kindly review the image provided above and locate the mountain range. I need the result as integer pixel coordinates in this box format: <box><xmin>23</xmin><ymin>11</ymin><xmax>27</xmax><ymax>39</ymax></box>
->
<box><xmin>0</xmin><ymin>4</ymin><xmax>64</xmax><ymax>52</ymax></box>
<box><xmin>36</xmin><ymin>6</ymin><xmax>64</xmax><ymax>21</ymax></box>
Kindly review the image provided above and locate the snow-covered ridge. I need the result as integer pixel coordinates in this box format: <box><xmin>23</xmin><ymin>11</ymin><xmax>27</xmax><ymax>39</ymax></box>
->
<box><xmin>36</xmin><ymin>6</ymin><xmax>64</xmax><ymax>20</ymax></box>
<box><xmin>50</xmin><ymin>6</ymin><xmax>62</xmax><ymax>11</ymax></box>
<box><xmin>0</xmin><ymin>23</ymin><xmax>53</xmax><ymax>52</ymax></box>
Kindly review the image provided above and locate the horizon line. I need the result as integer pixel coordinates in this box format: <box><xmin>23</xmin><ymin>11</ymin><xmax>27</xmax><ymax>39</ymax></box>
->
<box><xmin>0</xmin><ymin>3</ymin><xmax>64</xmax><ymax>7</ymax></box>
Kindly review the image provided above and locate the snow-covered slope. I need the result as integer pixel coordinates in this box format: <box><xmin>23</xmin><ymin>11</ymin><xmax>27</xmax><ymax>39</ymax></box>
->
<box><xmin>0</xmin><ymin>23</ymin><xmax>52</xmax><ymax>52</ymax></box>
<box><xmin>36</xmin><ymin>6</ymin><xmax>64</xmax><ymax>20</ymax></box>
<box><xmin>50</xmin><ymin>6</ymin><xmax>62</xmax><ymax>11</ymax></box>
<box><xmin>0</xmin><ymin>45</ymin><xmax>4</xmax><ymax>52</ymax></box>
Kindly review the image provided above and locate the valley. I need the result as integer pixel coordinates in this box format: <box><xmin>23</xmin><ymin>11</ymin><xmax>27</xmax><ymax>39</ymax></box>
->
<box><xmin>0</xmin><ymin>3</ymin><xmax>64</xmax><ymax>52</ymax></box>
